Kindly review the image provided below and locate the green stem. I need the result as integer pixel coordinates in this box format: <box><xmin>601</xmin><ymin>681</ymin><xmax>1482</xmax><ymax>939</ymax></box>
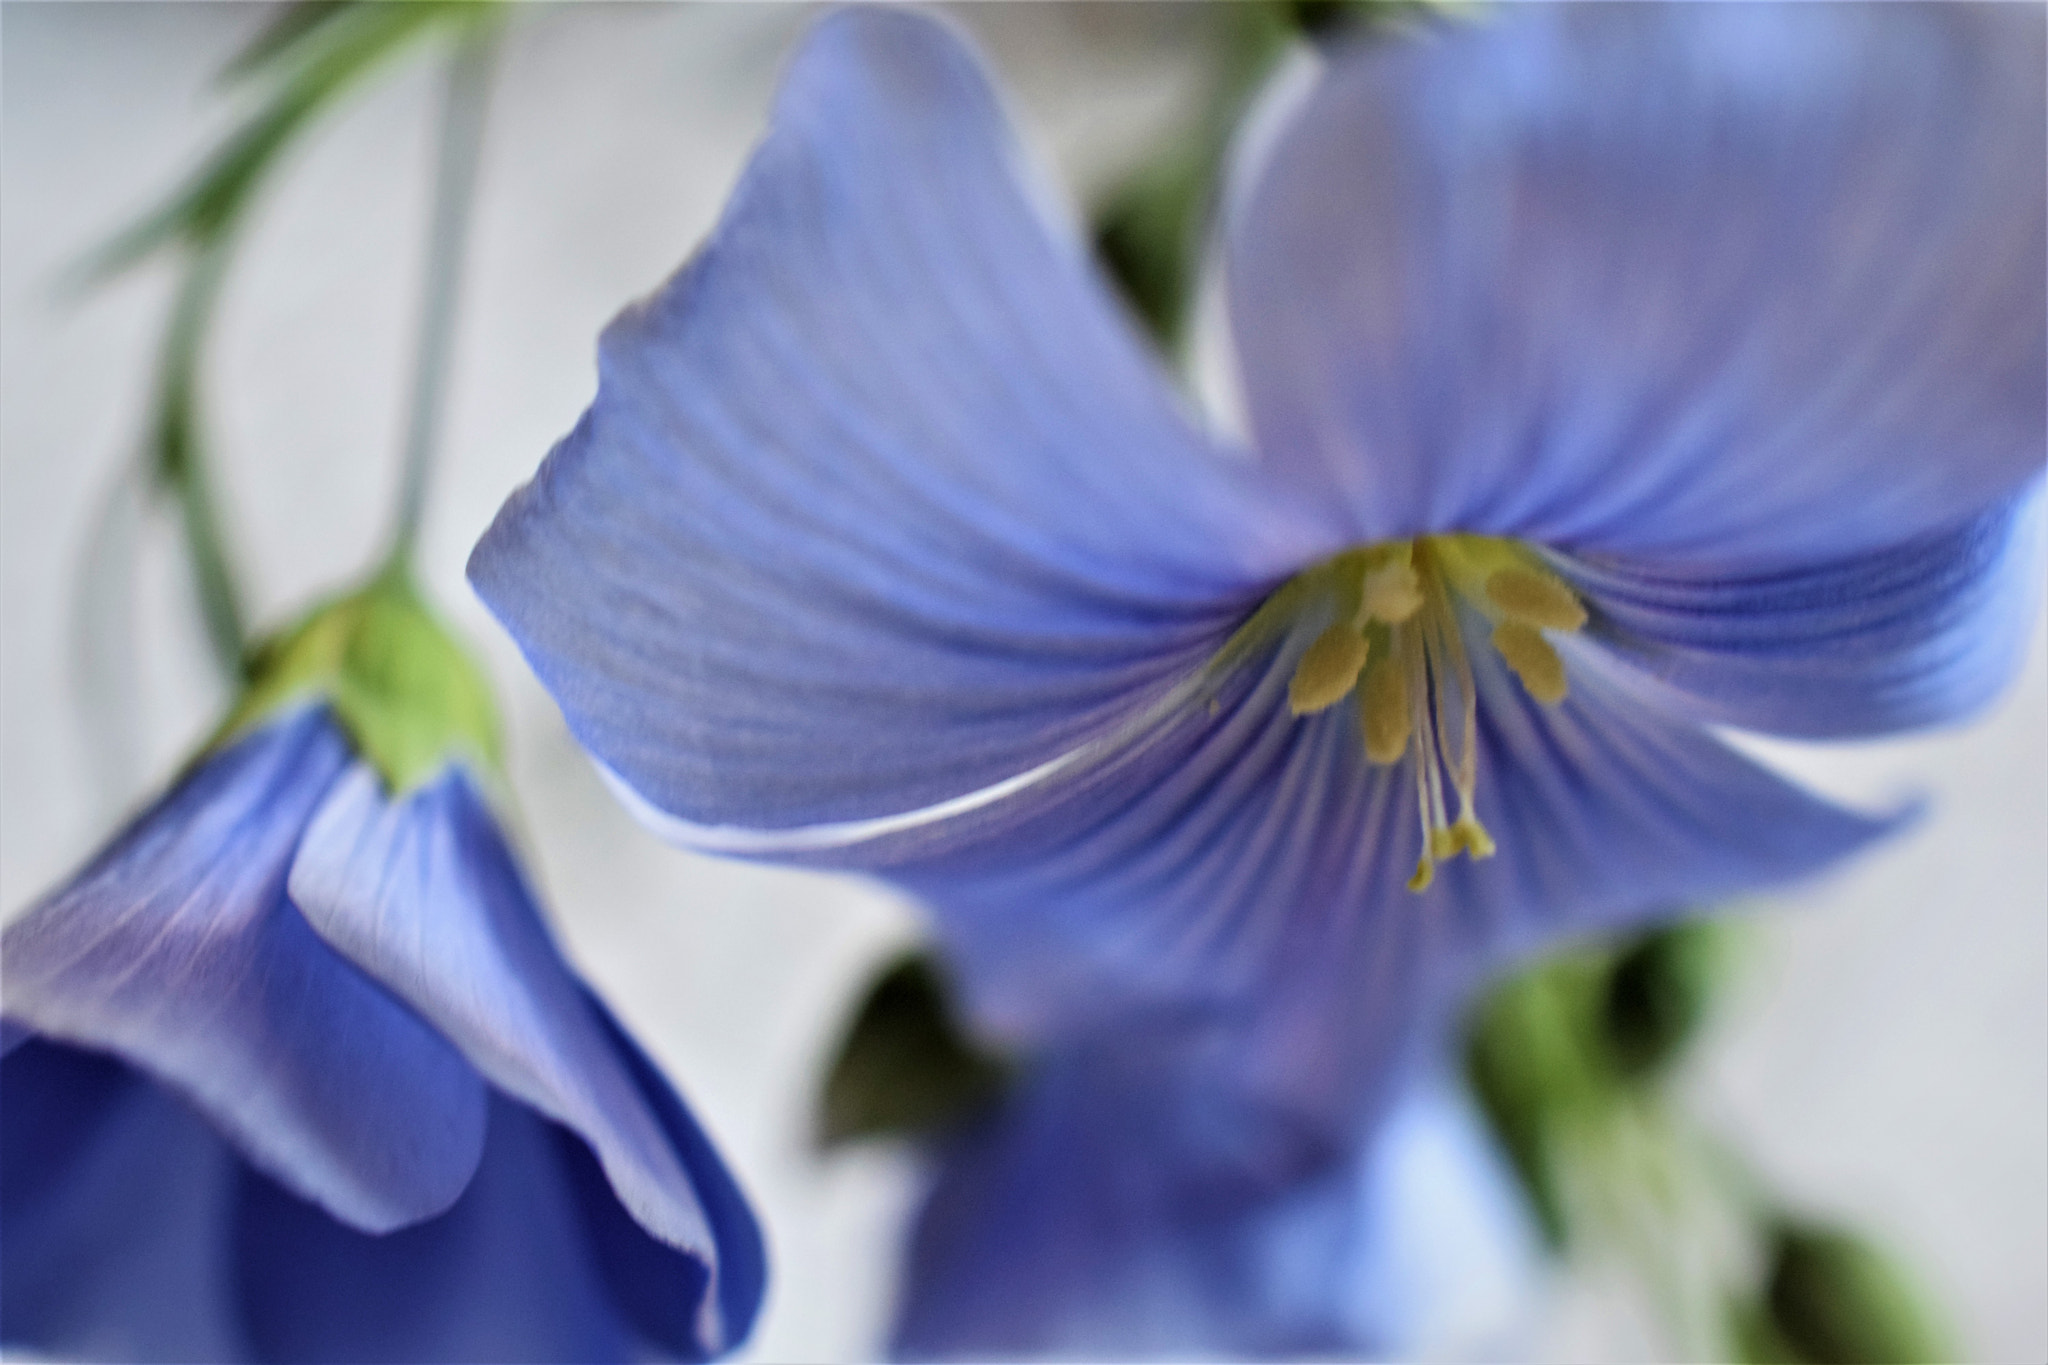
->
<box><xmin>385</xmin><ymin>28</ymin><xmax>497</xmax><ymax>570</ymax></box>
<box><xmin>155</xmin><ymin>233</ymin><xmax>249</xmax><ymax>679</ymax></box>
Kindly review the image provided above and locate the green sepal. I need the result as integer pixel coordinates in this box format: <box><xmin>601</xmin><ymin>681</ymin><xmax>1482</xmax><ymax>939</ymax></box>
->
<box><xmin>216</xmin><ymin>569</ymin><xmax>500</xmax><ymax>793</ymax></box>
<box><xmin>818</xmin><ymin>952</ymin><xmax>1011</xmax><ymax>1149</ymax></box>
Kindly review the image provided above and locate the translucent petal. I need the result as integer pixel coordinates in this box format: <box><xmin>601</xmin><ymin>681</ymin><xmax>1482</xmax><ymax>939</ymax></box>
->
<box><xmin>288</xmin><ymin>765</ymin><xmax>759</xmax><ymax>1356</ymax></box>
<box><xmin>0</xmin><ymin>710</ymin><xmax>487</xmax><ymax>1233</ymax></box>
<box><xmin>841</xmin><ymin>610</ymin><xmax>1899</xmax><ymax>1138</ymax></box>
<box><xmin>1563</xmin><ymin>481</ymin><xmax>2046</xmax><ymax>738</ymax></box>
<box><xmin>1227</xmin><ymin>4</ymin><xmax>2045</xmax><ymax>567</ymax></box>
<box><xmin>468</xmin><ymin>7</ymin><xmax>1318</xmax><ymax>836</ymax></box>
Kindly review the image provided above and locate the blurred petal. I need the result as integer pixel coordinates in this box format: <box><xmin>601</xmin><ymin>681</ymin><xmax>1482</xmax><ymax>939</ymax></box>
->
<box><xmin>1228</xmin><ymin>4</ymin><xmax>2045</xmax><ymax>566</ymax></box>
<box><xmin>1565</xmin><ymin>481</ymin><xmax>2046</xmax><ymax>738</ymax></box>
<box><xmin>233</xmin><ymin>1095</ymin><xmax>627</xmax><ymax>1365</ymax></box>
<box><xmin>1</xmin><ymin>1040</ymin><xmax>245</xmax><ymax>1363</ymax></box>
<box><xmin>288</xmin><ymin>765</ymin><xmax>753</xmax><ymax>1356</ymax></box>
<box><xmin>0</xmin><ymin>709</ymin><xmax>487</xmax><ymax>1233</ymax></box>
<box><xmin>892</xmin><ymin>1049</ymin><xmax>1533</xmax><ymax>1359</ymax></box>
<box><xmin>469</xmin><ymin>6</ymin><xmax>1320</xmax><ymax>837</ymax></box>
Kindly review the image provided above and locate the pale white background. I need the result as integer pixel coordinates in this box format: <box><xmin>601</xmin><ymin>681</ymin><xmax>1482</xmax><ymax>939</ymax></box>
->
<box><xmin>2</xmin><ymin>5</ymin><xmax>2042</xmax><ymax>1361</ymax></box>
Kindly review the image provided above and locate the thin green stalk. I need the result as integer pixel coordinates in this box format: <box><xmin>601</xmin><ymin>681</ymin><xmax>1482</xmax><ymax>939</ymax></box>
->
<box><xmin>154</xmin><ymin>235</ymin><xmax>249</xmax><ymax>678</ymax></box>
<box><xmin>385</xmin><ymin>28</ymin><xmax>497</xmax><ymax>570</ymax></box>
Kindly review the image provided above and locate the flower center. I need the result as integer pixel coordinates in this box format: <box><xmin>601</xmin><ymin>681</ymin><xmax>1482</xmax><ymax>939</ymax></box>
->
<box><xmin>1284</xmin><ymin>536</ymin><xmax>1587</xmax><ymax>892</ymax></box>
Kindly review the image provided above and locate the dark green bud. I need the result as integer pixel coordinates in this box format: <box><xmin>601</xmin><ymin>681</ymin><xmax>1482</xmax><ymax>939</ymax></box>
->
<box><xmin>1764</xmin><ymin>1222</ymin><xmax>1955</xmax><ymax>1365</ymax></box>
<box><xmin>1278</xmin><ymin>0</ymin><xmax>1462</xmax><ymax>42</ymax></box>
<box><xmin>1601</xmin><ymin>919</ymin><xmax>1726</xmax><ymax>1080</ymax></box>
<box><xmin>818</xmin><ymin>952</ymin><xmax>1010</xmax><ymax>1149</ymax></box>
<box><xmin>217</xmin><ymin>569</ymin><xmax>500</xmax><ymax>792</ymax></box>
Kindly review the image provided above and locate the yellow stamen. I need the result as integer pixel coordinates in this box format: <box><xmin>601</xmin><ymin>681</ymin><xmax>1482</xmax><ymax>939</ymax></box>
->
<box><xmin>1271</xmin><ymin>534</ymin><xmax>1585</xmax><ymax>893</ymax></box>
<box><xmin>1361</xmin><ymin>561</ymin><xmax>1424</xmax><ymax>624</ymax></box>
<box><xmin>1358</xmin><ymin>657</ymin><xmax>1411</xmax><ymax>764</ymax></box>
<box><xmin>1485</xmin><ymin>567</ymin><xmax>1587</xmax><ymax>632</ymax></box>
<box><xmin>1492</xmin><ymin>621</ymin><xmax>1568</xmax><ymax>704</ymax></box>
<box><xmin>1289</xmin><ymin>625</ymin><xmax>1369</xmax><ymax>715</ymax></box>
<box><xmin>1451</xmin><ymin>811</ymin><xmax>1496</xmax><ymax>859</ymax></box>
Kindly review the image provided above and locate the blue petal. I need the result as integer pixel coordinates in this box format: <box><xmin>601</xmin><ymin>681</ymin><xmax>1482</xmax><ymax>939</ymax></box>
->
<box><xmin>568</xmin><ymin>987</ymin><xmax>768</xmax><ymax>1359</ymax></box>
<box><xmin>468</xmin><ymin>6</ymin><xmax>1322</xmax><ymax>835</ymax></box>
<box><xmin>1562</xmin><ymin>480</ymin><xmax>2046</xmax><ymax>738</ymax></box>
<box><xmin>1</xmin><ymin>1039</ymin><xmax>247</xmax><ymax>1363</ymax></box>
<box><xmin>891</xmin><ymin>1049</ymin><xmax>1532</xmax><ymax>1359</ymax></box>
<box><xmin>286</xmin><ymin>764</ymin><xmax>758</xmax><ymax>1357</ymax></box>
<box><xmin>1227</xmin><ymin>4</ymin><xmax>2045</xmax><ymax>567</ymax></box>
<box><xmin>836</xmin><ymin>608</ymin><xmax>1898</xmax><ymax>1141</ymax></box>
<box><xmin>0</xmin><ymin>709</ymin><xmax>488</xmax><ymax>1234</ymax></box>
<box><xmin>234</xmin><ymin>1094</ymin><xmax>629</xmax><ymax>1365</ymax></box>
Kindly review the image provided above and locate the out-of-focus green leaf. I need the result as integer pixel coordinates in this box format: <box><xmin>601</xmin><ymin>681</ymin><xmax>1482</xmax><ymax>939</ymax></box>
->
<box><xmin>1090</xmin><ymin>0</ymin><xmax>1463</xmax><ymax>352</ymax></box>
<box><xmin>1764</xmin><ymin>1223</ymin><xmax>1956</xmax><ymax>1365</ymax></box>
<box><xmin>219</xmin><ymin>0</ymin><xmax>358</xmax><ymax>82</ymax></box>
<box><xmin>818</xmin><ymin>953</ymin><xmax>1010</xmax><ymax>1149</ymax></box>
<box><xmin>1601</xmin><ymin>920</ymin><xmax>1729</xmax><ymax>1080</ymax></box>
<box><xmin>1089</xmin><ymin>2</ymin><xmax>1290</xmax><ymax>353</ymax></box>
<box><xmin>81</xmin><ymin>1</ymin><xmax>484</xmax><ymax>281</ymax></box>
<box><xmin>1462</xmin><ymin>950</ymin><xmax>1611</xmax><ymax>1248</ymax></box>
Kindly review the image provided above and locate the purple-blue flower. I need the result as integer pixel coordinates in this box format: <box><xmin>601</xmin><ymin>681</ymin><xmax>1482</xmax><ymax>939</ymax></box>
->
<box><xmin>2</xmin><ymin>596</ymin><xmax>764</xmax><ymax>1364</ymax></box>
<box><xmin>891</xmin><ymin>1029</ymin><xmax>1533</xmax><ymax>1359</ymax></box>
<box><xmin>471</xmin><ymin>2</ymin><xmax>2042</xmax><ymax>1075</ymax></box>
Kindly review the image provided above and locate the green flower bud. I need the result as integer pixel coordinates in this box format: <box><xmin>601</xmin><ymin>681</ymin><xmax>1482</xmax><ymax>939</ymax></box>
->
<box><xmin>818</xmin><ymin>952</ymin><xmax>1010</xmax><ymax>1149</ymax></box>
<box><xmin>217</xmin><ymin>569</ymin><xmax>500</xmax><ymax>792</ymax></box>
<box><xmin>1764</xmin><ymin>1222</ymin><xmax>1955</xmax><ymax>1365</ymax></box>
<box><xmin>1601</xmin><ymin>919</ymin><xmax>1727</xmax><ymax>1080</ymax></box>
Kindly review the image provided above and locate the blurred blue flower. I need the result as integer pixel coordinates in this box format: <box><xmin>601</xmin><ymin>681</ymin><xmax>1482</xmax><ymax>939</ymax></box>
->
<box><xmin>470</xmin><ymin>0</ymin><xmax>2043</xmax><ymax>1132</ymax></box>
<box><xmin>891</xmin><ymin>1029</ymin><xmax>1534</xmax><ymax>1359</ymax></box>
<box><xmin>2</xmin><ymin>587</ymin><xmax>764</xmax><ymax>1363</ymax></box>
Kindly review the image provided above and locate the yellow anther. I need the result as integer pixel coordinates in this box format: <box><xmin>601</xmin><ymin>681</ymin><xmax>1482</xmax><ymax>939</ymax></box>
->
<box><xmin>1361</xmin><ymin>562</ymin><xmax>1424</xmax><ymax>624</ymax></box>
<box><xmin>1288</xmin><ymin>625</ymin><xmax>1369</xmax><ymax>715</ymax></box>
<box><xmin>1275</xmin><ymin>534</ymin><xmax>1586</xmax><ymax>893</ymax></box>
<box><xmin>1358</xmin><ymin>658</ymin><xmax>1411</xmax><ymax>764</ymax></box>
<box><xmin>1451</xmin><ymin>813</ymin><xmax>1496</xmax><ymax>860</ymax></box>
<box><xmin>1492</xmin><ymin>621</ymin><xmax>1568</xmax><ymax>705</ymax></box>
<box><xmin>1485</xmin><ymin>567</ymin><xmax>1587</xmax><ymax>632</ymax></box>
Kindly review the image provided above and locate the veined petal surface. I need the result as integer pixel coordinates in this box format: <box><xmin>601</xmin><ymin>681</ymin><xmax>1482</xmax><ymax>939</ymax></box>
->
<box><xmin>1228</xmin><ymin>3</ymin><xmax>2046</xmax><ymax>567</ymax></box>
<box><xmin>0</xmin><ymin>709</ymin><xmax>487</xmax><ymax>1234</ymax></box>
<box><xmin>1565</xmin><ymin>480</ymin><xmax>2047</xmax><ymax>739</ymax></box>
<box><xmin>287</xmin><ymin>764</ymin><xmax>760</xmax><ymax>1357</ymax></box>
<box><xmin>469</xmin><ymin>6</ymin><xmax>1320</xmax><ymax>835</ymax></box>
<box><xmin>854</xmin><ymin>610</ymin><xmax>1896</xmax><ymax>1120</ymax></box>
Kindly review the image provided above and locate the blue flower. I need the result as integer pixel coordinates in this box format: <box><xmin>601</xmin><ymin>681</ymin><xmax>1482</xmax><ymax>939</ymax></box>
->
<box><xmin>2</xmin><ymin>587</ymin><xmax>764</xmax><ymax>1362</ymax></box>
<box><xmin>891</xmin><ymin>1031</ymin><xmax>1534</xmax><ymax>1359</ymax></box>
<box><xmin>468</xmin><ymin>2</ymin><xmax>2043</xmax><ymax>1124</ymax></box>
